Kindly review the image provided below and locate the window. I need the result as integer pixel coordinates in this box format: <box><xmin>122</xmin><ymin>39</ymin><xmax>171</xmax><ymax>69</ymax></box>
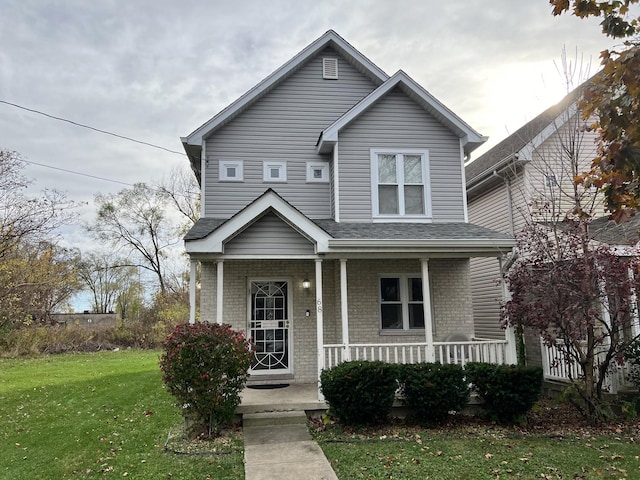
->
<box><xmin>380</xmin><ymin>276</ymin><xmax>424</xmax><ymax>330</ymax></box>
<box><xmin>371</xmin><ymin>149</ymin><xmax>430</xmax><ymax>220</ymax></box>
<box><xmin>219</xmin><ymin>160</ymin><xmax>243</xmax><ymax>182</ymax></box>
<box><xmin>263</xmin><ymin>161</ymin><xmax>287</xmax><ymax>182</ymax></box>
<box><xmin>306</xmin><ymin>162</ymin><xmax>329</xmax><ymax>183</ymax></box>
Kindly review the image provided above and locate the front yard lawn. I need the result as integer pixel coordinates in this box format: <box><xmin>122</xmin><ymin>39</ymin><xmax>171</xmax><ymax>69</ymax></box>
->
<box><xmin>0</xmin><ymin>350</ymin><xmax>244</xmax><ymax>480</ymax></box>
<box><xmin>313</xmin><ymin>410</ymin><xmax>640</xmax><ymax>479</ymax></box>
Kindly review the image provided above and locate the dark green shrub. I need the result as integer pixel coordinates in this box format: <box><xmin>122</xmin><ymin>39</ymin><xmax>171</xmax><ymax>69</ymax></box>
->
<box><xmin>465</xmin><ymin>362</ymin><xmax>543</xmax><ymax>424</ymax></box>
<box><xmin>398</xmin><ymin>363</ymin><xmax>469</xmax><ymax>425</ymax></box>
<box><xmin>624</xmin><ymin>339</ymin><xmax>640</xmax><ymax>388</ymax></box>
<box><xmin>159</xmin><ymin>322</ymin><xmax>253</xmax><ymax>436</ymax></box>
<box><xmin>320</xmin><ymin>361</ymin><xmax>398</xmax><ymax>426</ymax></box>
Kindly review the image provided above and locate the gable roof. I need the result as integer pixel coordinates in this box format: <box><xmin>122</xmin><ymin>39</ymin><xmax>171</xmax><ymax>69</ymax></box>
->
<box><xmin>181</xmin><ymin>30</ymin><xmax>389</xmax><ymax>175</ymax></box>
<box><xmin>317</xmin><ymin>70</ymin><xmax>486</xmax><ymax>156</ymax></box>
<box><xmin>465</xmin><ymin>77</ymin><xmax>593</xmax><ymax>193</ymax></box>
<box><xmin>184</xmin><ymin>189</ymin><xmax>332</xmax><ymax>254</ymax></box>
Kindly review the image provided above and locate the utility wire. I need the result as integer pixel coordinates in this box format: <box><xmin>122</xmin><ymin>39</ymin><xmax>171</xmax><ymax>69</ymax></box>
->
<box><xmin>21</xmin><ymin>159</ymin><xmax>134</xmax><ymax>187</ymax></box>
<box><xmin>0</xmin><ymin>99</ymin><xmax>187</xmax><ymax>156</ymax></box>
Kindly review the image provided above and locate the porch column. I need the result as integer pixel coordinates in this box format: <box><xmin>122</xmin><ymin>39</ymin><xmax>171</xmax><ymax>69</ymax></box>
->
<box><xmin>420</xmin><ymin>258</ymin><xmax>436</xmax><ymax>362</ymax></box>
<box><xmin>216</xmin><ymin>259</ymin><xmax>224</xmax><ymax>324</ymax></box>
<box><xmin>189</xmin><ymin>259</ymin><xmax>197</xmax><ymax>324</ymax></box>
<box><xmin>340</xmin><ymin>259</ymin><xmax>350</xmax><ymax>361</ymax></box>
<box><xmin>499</xmin><ymin>256</ymin><xmax>517</xmax><ymax>364</ymax></box>
<box><xmin>315</xmin><ymin>258</ymin><xmax>325</xmax><ymax>401</ymax></box>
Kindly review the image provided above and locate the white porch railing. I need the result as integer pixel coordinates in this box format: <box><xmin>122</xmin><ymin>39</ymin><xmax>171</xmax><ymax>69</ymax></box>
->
<box><xmin>541</xmin><ymin>338</ymin><xmax>635</xmax><ymax>394</ymax></box>
<box><xmin>323</xmin><ymin>339</ymin><xmax>509</xmax><ymax>370</ymax></box>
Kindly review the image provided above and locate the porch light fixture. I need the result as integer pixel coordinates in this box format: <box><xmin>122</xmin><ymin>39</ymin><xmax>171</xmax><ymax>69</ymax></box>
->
<box><xmin>302</xmin><ymin>278</ymin><xmax>311</xmax><ymax>289</ymax></box>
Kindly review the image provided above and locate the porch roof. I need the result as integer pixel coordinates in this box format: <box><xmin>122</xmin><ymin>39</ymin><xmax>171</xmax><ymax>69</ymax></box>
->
<box><xmin>185</xmin><ymin>216</ymin><xmax>514</xmax><ymax>257</ymax></box>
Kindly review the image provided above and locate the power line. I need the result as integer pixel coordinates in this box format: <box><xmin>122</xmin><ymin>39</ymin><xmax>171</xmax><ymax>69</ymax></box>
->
<box><xmin>20</xmin><ymin>158</ymin><xmax>200</xmax><ymax>199</ymax></box>
<box><xmin>21</xmin><ymin>159</ymin><xmax>134</xmax><ymax>187</ymax></box>
<box><xmin>0</xmin><ymin>99</ymin><xmax>187</xmax><ymax>156</ymax></box>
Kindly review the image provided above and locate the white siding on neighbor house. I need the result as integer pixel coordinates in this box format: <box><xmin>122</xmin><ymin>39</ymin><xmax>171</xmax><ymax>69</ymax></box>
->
<box><xmin>204</xmin><ymin>47</ymin><xmax>377</xmax><ymax>219</ymax></box>
<box><xmin>467</xmin><ymin>116</ymin><xmax>603</xmax><ymax>340</ymax></box>
<box><xmin>337</xmin><ymin>88</ymin><xmax>466</xmax><ymax>222</ymax></box>
<box><xmin>468</xmin><ymin>181</ymin><xmax>512</xmax><ymax>339</ymax></box>
<box><xmin>223</xmin><ymin>212</ymin><xmax>315</xmax><ymax>256</ymax></box>
<box><xmin>522</xmin><ymin>119</ymin><xmax>604</xmax><ymax>221</ymax></box>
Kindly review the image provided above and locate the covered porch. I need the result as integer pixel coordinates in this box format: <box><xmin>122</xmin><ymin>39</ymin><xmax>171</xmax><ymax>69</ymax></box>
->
<box><xmin>184</xmin><ymin>191</ymin><xmax>516</xmax><ymax>400</ymax></box>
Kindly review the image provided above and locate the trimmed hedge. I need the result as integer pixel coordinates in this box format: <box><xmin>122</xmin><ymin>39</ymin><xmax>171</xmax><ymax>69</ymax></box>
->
<box><xmin>398</xmin><ymin>363</ymin><xmax>469</xmax><ymax>425</ymax></box>
<box><xmin>465</xmin><ymin>362</ymin><xmax>543</xmax><ymax>423</ymax></box>
<box><xmin>320</xmin><ymin>361</ymin><xmax>398</xmax><ymax>426</ymax></box>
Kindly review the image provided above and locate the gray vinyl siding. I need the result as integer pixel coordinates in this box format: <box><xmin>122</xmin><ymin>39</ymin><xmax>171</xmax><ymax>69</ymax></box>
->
<box><xmin>337</xmin><ymin>88</ymin><xmax>466</xmax><ymax>222</ymax></box>
<box><xmin>204</xmin><ymin>47</ymin><xmax>377</xmax><ymax>219</ymax></box>
<box><xmin>468</xmin><ymin>182</ymin><xmax>512</xmax><ymax>339</ymax></box>
<box><xmin>224</xmin><ymin>212</ymin><xmax>315</xmax><ymax>255</ymax></box>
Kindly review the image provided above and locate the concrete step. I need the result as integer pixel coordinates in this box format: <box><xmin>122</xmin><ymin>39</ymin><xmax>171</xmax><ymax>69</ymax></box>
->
<box><xmin>243</xmin><ymin>410</ymin><xmax>307</xmax><ymax>427</ymax></box>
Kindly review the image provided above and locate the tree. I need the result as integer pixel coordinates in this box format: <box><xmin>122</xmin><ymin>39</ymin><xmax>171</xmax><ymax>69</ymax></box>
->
<box><xmin>497</xmin><ymin>61</ymin><xmax>640</xmax><ymax>423</ymax></box>
<box><xmin>503</xmin><ymin>221</ymin><xmax>638</xmax><ymax>422</ymax></box>
<box><xmin>0</xmin><ymin>242</ymin><xmax>81</xmax><ymax>325</ymax></box>
<box><xmin>549</xmin><ymin>0</ymin><xmax>640</xmax><ymax>220</ymax></box>
<box><xmin>88</xmin><ymin>183</ymin><xmax>179</xmax><ymax>293</ymax></box>
<box><xmin>0</xmin><ymin>150</ymin><xmax>79</xmax><ymax>326</ymax></box>
<box><xmin>157</xmin><ymin>165</ymin><xmax>200</xmax><ymax>235</ymax></box>
<box><xmin>0</xmin><ymin>151</ymin><xmax>76</xmax><ymax>259</ymax></box>
<box><xmin>77</xmin><ymin>252</ymin><xmax>136</xmax><ymax>314</ymax></box>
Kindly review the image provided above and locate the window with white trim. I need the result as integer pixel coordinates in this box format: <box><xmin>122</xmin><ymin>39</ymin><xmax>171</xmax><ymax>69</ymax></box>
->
<box><xmin>263</xmin><ymin>161</ymin><xmax>287</xmax><ymax>182</ymax></box>
<box><xmin>371</xmin><ymin>149</ymin><xmax>430</xmax><ymax>219</ymax></box>
<box><xmin>219</xmin><ymin>160</ymin><xmax>243</xmax><ymax>182</ymax></box>
<box><xmin>306</xmin><ymin>162</ymin><xmax>329</xmax><ymax>183</ymax></box>
<box><xmin>379</xmin><ymin>276</ymin><xmax>424</xmax><ymax>330</ymax></box>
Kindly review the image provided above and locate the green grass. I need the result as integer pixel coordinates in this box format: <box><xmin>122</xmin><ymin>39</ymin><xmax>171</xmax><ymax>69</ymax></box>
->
<box><xmin>0</xmin><ymin>350</ymin><xmax>244</xmax><ymax>479</ymax></box>
<box><xmin>315</xmin><ymin>425</ymin><xmax>640</xmax><ymax>479</ymax></box>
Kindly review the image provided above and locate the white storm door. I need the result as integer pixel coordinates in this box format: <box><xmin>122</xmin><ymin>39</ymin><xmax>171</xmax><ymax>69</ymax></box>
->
<box><xmin>249</xmin><ymin>281</ymin><xmax>291</xmax><ymax>374</ymax></box>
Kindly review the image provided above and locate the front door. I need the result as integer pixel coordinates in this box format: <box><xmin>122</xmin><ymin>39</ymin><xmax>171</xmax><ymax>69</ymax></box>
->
<box><xmin>249</xmin><ymin>281</ymin><xmax>291</xmax><ymax>375</ymax></box>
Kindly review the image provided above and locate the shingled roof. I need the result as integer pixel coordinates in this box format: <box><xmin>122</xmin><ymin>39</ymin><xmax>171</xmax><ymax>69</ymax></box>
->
<box><xmin>465</xmin><ymin>77</ymin><xmax>593</xmax><ymax>188</ymax></box>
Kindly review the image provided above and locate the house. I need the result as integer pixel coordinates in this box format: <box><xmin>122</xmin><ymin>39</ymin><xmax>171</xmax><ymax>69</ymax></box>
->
<box><xmin>466</xmin><ymin>80</ymin><xmax>640</xmax><ymax>392</ymax></box>
<box><xmin>181</xmin><ymin>30</ymin><xmax>515</xmax><ymax>395</ymax></box>
<box><xmin>466</xmin><ymin>81</ymin><xmax>601</xmax><ymax>342</ymax></box>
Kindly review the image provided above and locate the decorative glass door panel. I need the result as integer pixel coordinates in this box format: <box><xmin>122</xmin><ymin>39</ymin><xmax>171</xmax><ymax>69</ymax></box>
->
<box><xmin>250</xmin><ymin>281</ymin><xmax>290</xmax><ymax>374</ymax></box>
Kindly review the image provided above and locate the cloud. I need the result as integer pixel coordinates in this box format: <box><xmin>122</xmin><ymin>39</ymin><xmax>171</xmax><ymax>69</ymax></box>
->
<box><xmin>1</xmin><ymin>0</ymin><xmax>620</xmax><ymax>222</ymax></box>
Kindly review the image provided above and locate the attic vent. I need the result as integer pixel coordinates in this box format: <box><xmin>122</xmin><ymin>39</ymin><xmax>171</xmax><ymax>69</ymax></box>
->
<box><xmin>323</xmin><ymin>57</ymin><xmax>338</xmax><ymax>79</ymax></box>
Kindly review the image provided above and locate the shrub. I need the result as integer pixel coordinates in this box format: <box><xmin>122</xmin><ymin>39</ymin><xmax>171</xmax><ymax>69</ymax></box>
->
<box><xmin>159</xmin><ymin>322</ymin><xmax>253</xmax><ymax>436</ymax></box>
<box><xmin>624</xmin><ymin>339</ymin><xmax>640</xmax><ymax>389</ymax></box>
<box><xmin>465</xmin><ymin>362</ymin><xmax>543</xmax><ymax>424</ymax></box>
<box><xmin>320</xmin><ymin>361</ymin><xmax>398</xmax><ymax>426</ymax></box>
<box><xmin>398</xmin><ymin>363</ymin><xmax>469</xmax><ymax>425</ymax></box>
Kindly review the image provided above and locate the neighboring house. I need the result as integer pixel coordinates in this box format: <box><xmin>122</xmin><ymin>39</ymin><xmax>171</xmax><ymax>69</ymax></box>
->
<box><xmin>466</xmin><ymin>81</ymin><xmax>639</xmax><ymax>392</ymax></box>
<box><xmin>466</xmin><ymin>82</ymin><xmax>601</xmax><ymax>341</ymax></box>
<box><xmin>181</xmin><ymin>30</ymin><xmax>515</xmax><ymax>394</ymax></box>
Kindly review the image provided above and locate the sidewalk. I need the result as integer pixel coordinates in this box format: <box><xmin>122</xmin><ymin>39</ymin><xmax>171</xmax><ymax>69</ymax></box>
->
<box><xmin>243</xmin><ymin>412</ymin><xmax>338</xmax><ymax>480</ymax></box>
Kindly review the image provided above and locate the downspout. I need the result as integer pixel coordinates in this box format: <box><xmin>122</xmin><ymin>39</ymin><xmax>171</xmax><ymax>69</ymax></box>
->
<box><xmin>492</xmin><ymin>170</ymin><xmax>515</xmax><ymax>237</ymax></box>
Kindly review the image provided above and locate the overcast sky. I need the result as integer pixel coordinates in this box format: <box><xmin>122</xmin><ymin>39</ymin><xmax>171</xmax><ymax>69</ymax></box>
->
<box><xmin>0</xmin><ymin>0</ymin><xmax>621</xmax><ymax>242</ymax></box>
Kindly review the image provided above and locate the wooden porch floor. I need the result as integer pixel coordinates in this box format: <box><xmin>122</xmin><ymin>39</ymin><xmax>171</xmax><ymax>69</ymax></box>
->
<box><xmin>238</xmin><ymin>383</ymin><xmax>327</xmax><ymax>415</ymax></box>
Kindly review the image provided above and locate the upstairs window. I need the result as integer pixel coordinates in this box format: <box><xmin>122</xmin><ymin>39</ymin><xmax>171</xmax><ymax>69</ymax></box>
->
<box><xmin>380</xmin><ymin>276</ymin><xmax>424</xmax><ymax>330</ymax></box>
<box><xmin>263</xmin><ymin>161</ymin><xmax>287</xmax><ymax>182</ymax></box>
<box><xmin>371</xmin><ymin>149</ymin><xmax>430</xmax><ymax>220</ymax></box>
<box><xmin>306</xmin><ymin>162</ymin><xmax>329</xmax><ymax>183</ymax></box>
<box><xmin>219</xmin><ymin>160</ymin><xmax>243</xmax><ymax>182</ymax></box>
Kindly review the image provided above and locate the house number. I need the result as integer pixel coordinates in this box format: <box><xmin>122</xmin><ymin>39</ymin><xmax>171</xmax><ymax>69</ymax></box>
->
<box><xmin>316</xmin><ymin>299</ymin><xmax>323</xmax><ymax>313</ymax></box>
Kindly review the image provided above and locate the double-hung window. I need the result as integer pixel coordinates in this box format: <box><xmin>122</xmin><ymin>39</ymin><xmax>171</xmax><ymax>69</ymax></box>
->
<box><xmin>379</xmin><ymin>276</ymin><xmax>425</xmax><ymax>330</ymax></box>
<box><xmin>371</xmin><ymin>149</ymin><xmax>430</xmax><ymax>220</ymax></box>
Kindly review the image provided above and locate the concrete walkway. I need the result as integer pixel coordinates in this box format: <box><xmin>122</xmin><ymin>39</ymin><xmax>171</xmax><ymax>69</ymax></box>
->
<box><xmin>243</xmin><ymin>411</ymin><xmax>338</xmax><ymax>480</ymax></box>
